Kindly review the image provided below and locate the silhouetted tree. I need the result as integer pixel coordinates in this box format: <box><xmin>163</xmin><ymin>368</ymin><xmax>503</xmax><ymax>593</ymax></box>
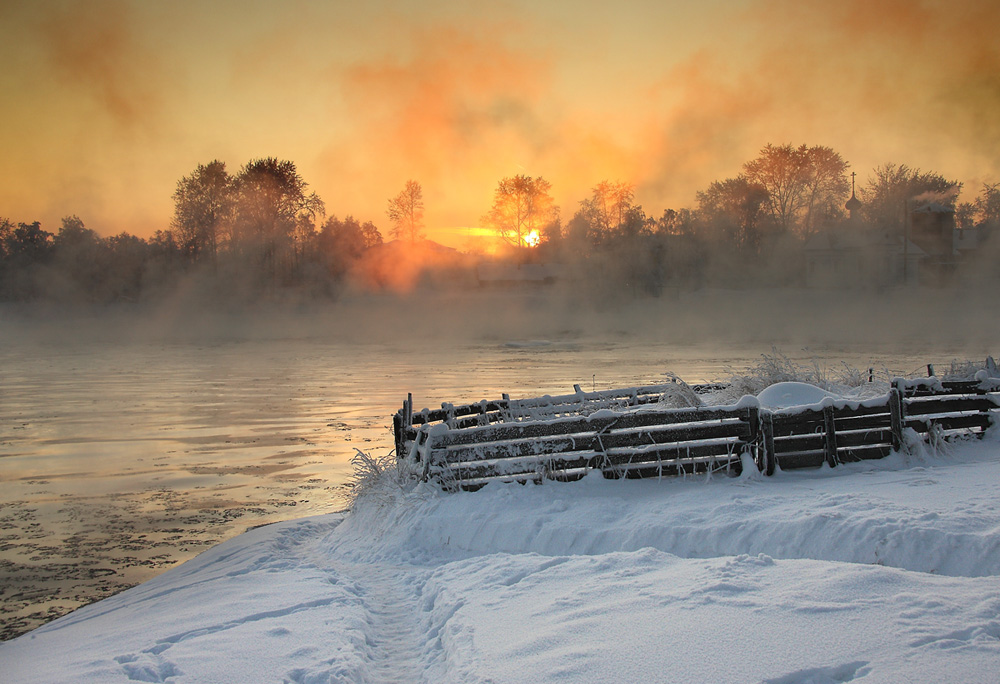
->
<box><xmin>318</xmin><ymin>215</ymin><xmax>383</xmax><ymax>277</ymax></box>
<box><xmin>799</xmin><ymin>146</ymin><xmax>850</xmax><ymax>236</ymax></box>
<box><xmin>696</xmin><ymin>176</ymin><xmax>770</xmax><ymax>254</ymax></box>
<box><xmin>482</xmin><ymin>175</ymin><xmax>558</xmax><ymax>254</ymax></box>
<box><xmin>171</xmin><ymin>160</ymin><xmax>233</xmax><ymax>262</ymax></box>
<box><xmin>2</xmin><ymin>221</ymin><xmax>54</xmax><ymax>299</ymax></box>
<box><xmin>231</xmin><ymin>157</ymin><xmax>324</xmax><ymax>285</ymax></box>
<box><xmin>104</xmin><ymin>232</ymin><xmax>148</xmax><ymax>301</ymax></box>
<box><xmin>860</xmin><ymin>163</ymin><xmax>961</xmax><ymax>233</ymax></box>
<box><xmin>743</xmin><ymin>144</ymin><xmax>849</xmax><ymax>236</ymax></box>
<box><xmin>148</xmin><ymin>229</ymin><xmax>181</xmax><ymax>260</ymax></box>
<box><xmin>386</xmin><ymin>180</ymin><xmax>424</xmax><ymax>243</ymax></box>
<box><xmin>52</xmin><ymin>215</ymin><xmax>107</xmax><ymax>300</ymax></box>
<box><xmin>654</xmin><ymin>208</ymin><xmax>695</xmax><ymax>236</ymax></box>
<box><xmin>6</xmin><ymin>221</ymin><xmax>54</xmax><ymax>263</ymax></box>
<box><xmin>973</xmin><ymin>183</ymin><xmax>1000</xmax><ymax>228</ymax></box>
<box><xmin>580</xmin><ymin>181</ymin><xmax>636</xmax><ymax>242</ymax></box>
<box><xmin>0</xmin><ymin>217</ymin><xmax>13</xmax><ymax>261</ymax></box>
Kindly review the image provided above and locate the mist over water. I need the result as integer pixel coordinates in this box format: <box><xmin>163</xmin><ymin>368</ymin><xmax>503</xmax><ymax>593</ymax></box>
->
<box><xmin>0</xmin><ymin>287</ymin><xmax>995</xmax><ymax>639</ymax></box>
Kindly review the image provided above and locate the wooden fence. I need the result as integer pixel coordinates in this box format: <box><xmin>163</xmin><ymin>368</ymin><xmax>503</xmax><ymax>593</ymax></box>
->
<box><xmin>394</xmin><ymin>376</ymin><xmax>1000</xmax><ymax>490</ymax></box>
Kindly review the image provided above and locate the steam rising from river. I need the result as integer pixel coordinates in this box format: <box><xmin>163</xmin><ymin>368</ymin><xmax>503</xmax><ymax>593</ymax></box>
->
<box><xmin>2</xmin><ymin>285</ymin><xmax>998</xmax><ymax>355</ymax></box>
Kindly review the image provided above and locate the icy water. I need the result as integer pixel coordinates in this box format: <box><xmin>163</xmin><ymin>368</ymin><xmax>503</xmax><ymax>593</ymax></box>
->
<box><xmin>1</xmin><ymin>293</ymin><xmax>995</xmax><ymax>639</ymax></box>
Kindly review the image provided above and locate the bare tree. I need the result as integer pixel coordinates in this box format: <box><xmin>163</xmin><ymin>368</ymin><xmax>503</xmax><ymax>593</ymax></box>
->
<box><xmin>743</xmin><ymin>144</ymin><xmax>849</xmax><ymax>236</ymax></box>
<box><xmin>482</xmin><ymin>174</ymin><xmax>558</xmax><ymax>252</ymax></box>
<box><xmin>587</xmin><ymin>181</ymin><xmax>636</xmax><ymax>237</ymax></box>
<box><xmin>800</xmin><ymin>146</ymin><xmax>850</xmax><ymax>236</ymax></box>
<box><xmin>860</xmin><ymin>163</ymin><xmax>961</xmax><ymax>232</ymax></box>
<box><xmin>386</xmin><ymin>180</ymin><xmax>425</xmax><ymax>244</ymax></box>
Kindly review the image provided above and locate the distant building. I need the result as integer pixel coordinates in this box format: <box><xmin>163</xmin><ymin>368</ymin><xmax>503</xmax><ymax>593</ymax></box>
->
<box><xmin>803</xmin><ymin>229</ymin><xmax>925</xmax><ymax>288</ymax></box>
<box><xmin>845</xmin><ymin>172</ymin><xmax>863</xmax><ymax>223</ymax></box>
<box><xmin>804</xmin><ymin>190</ymin><xmax>990</xmax><ymax>287</ymax></box>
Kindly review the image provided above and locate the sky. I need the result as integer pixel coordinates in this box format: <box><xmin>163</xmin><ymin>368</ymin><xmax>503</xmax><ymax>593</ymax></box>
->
<box><xmin>1</xmin><ymin>0</ymin><xmax>999</xmax><ymax>249</ymax></box>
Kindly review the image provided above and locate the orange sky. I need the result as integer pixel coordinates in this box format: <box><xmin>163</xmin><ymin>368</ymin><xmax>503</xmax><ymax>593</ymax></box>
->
<box><xmin>1</xmin><ymin>0</ymin><xmax>998</xmax><ymax>250</ymax></box>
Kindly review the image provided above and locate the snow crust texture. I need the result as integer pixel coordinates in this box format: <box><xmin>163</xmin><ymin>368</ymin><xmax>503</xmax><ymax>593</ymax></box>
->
<box><xmin>4</xmin><ymin>436</ymin><xmax>1000</xmax><ymax>683</ymax></box>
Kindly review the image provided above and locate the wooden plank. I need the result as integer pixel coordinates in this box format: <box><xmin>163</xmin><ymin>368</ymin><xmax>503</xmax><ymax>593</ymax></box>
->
<box><xmin>432</xmin><ymin>407</ymin><xmax>750</xmax><ymax>448</ymax></box>
<box><xmin>452</xmin><ymin>467</ymin><xmax>592</xmax><ymax>490</ymax></box>
<box><xmin>903</xmin><ymin>380</ymin><xmax>983</xmax><ymax>397</ymax></box>
<box><xmin>438</xmin><ymin>439</ymin><xmax>746</xmax><ymax>478</ymax></box>
<box><xmin>769</xmin><ymin>404</ymin><xmax>891</xmax><ymax>438</ymax></box>
<box><xmin>825</xmin><ymin>401</ymin><xmax>892</xmax><ymax>419</ymax></box>
<box><xmin>837</xmin><ymin>444</ymin><xmax>892</xmax><ymax>462</ymax></box>
<box><xmin>774</xmin><ymin>428</ymin><xmax>894</xmax><ymax>454</ymax></box>
<box><xmin>412</xmin><ymin>400</ymin><xmax>508</xmax><ymax>425</ymax></box>
<box><xmin>434</xmin><ymin>436</ymin><xmax>584</xmax><ymax>464</ymax></box>
<box><xmin>831</xmin><ymin>413</ymin><xmax>892</xmax><ymax>432</ymax></box>
<box><xmin>905</xmin><ymin>396</ymin><xmax>999</xmax><ymax>416</ymax></box>
<box><xmin>770</xmin><ymin>414</ymin><xmax>825</xmax><ymax>438</ymax></box>
<box><xmin>906</xmin><ymin>414</ymin><xmax>994</xmax><ymax>434</ymax></box>
<box><xmin>598</xmin><ymin>421</ymin><xmax>750</xmax><ymax>448</ymax></box>
<box><xmin>834</xmin><ymin>428</ymin><xmax>894</xmax><ymax>449</ymax></box>
<box><xmin>432</xmin><ymin>420</ymin><xmax>751</xmax><ymax>464</ymax></box>
<box><xmin>773</xmin><ymin>449</ymin><xmax>826</xmax><ymax>470</ymax></box>
<box><xmin>604</xmin><ymin>455</ymin><xmax>742</xmax><ymax>479</ymax></box>
<box><xmin>431</xmin><ymin>453</ymin><xmax>598</xmax><ymax>482</ymax></box>
<box><xmin>773</xmin><ymin>433</ymin><xmax>825</xmax><ymax>453</ymax></box>
<box><xmin>599</xmin><ymin>441</ymin><xmax>747</xmax><ymax>468</ymax></box>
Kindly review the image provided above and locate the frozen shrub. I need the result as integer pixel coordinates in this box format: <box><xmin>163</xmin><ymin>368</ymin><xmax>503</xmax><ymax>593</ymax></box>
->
<box><xmin>344</xmin><ymin>449</ymin><xmax>410</xmax><ymax>509</ymax></box>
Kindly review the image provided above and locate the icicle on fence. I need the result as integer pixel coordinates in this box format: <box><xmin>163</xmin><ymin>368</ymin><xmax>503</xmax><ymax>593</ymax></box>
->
<box><xmin>393</xmin><ymin>372</ymin><xmax>1000</xmax><ymax>491</ymax></box>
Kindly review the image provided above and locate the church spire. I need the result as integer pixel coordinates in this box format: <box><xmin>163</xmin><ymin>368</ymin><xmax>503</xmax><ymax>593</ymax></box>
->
<box><xmin>845</xmin><ymin>171</ymin><xmax>862</xmax><ymax>221</ymax></box>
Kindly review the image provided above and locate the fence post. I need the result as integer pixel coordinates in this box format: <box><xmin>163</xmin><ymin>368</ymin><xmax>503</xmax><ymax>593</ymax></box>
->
<box><xmin>888</xmin><ymin>387</ymin><xmax>905</xmax><ymax>452</ymax></box>
<box><xmin>823</xmin><ymin>404</ymin><xmax>839</xmax><ymax>467</ymax></box>
<box><xmin>393</xmin><ymin>411</ymin><xmax>403</xmax><ymax>458</ymax></box>
<box><xmin>744</xmin><ymin>405</ymin><xmax>760</xmax><ymax>472</ymax></box>
<box><xmin>759</xmin><ymin>411</ymin><xmax>776</xmax><ymax>476</ymax></box>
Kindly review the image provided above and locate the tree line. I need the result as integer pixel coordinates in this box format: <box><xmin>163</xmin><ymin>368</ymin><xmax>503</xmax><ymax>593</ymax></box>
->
<box><xmin>2</xmin><ymin>146</ymin><xmax>998</xmax><ymax>303</ymax></box>
<box><xmin>482</xmin><ymin>144</ymin><xmax>998</xmax><ymax>294</ymax></box>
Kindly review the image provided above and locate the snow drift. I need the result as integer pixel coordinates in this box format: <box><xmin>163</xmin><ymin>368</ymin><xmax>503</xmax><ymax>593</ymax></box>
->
<box><xmin>3</xmin><ymin>433</ymin><xmax>1000</xmax><ymax>683</ymax></box>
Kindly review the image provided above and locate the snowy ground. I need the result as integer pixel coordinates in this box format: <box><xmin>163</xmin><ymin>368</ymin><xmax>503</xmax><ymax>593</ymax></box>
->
<box><xmin>3</xmin><ymin>431</ymin><xmax>1000</xmax><ymax>683</ymax></box>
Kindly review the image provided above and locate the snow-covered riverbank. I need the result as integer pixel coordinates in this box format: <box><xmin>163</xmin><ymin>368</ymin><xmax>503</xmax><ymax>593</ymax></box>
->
<box><xmin>4</xmin><ymin>431</ymin><xmax>999</xmax><ymax>683</ymax></box>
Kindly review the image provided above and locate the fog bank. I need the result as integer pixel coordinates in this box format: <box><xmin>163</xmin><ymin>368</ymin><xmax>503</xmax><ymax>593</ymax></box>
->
<box><xmin>1</xmin><ymin>287</ymin><xmax>996</xmax><ymax>358</ymax></box>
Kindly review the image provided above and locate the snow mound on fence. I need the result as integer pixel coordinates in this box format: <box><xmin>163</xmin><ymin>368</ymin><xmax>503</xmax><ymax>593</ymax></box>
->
<box><xmin>756</xmin><ymin>381</ymin><xmax>839</xmax><ymax>408</ymax></box>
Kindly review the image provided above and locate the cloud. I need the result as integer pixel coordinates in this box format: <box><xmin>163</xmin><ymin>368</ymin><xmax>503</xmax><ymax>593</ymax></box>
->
<box><xmin>634</xmin><ymin>0</ymin><xmax>1000</xmax><ymax>210</ymax></box>
<box><xmin>35</xmin><ymin>0</ymin><xmax>167</xmax><ymax>128</ymax></box>
<box><xmin>310</xmin><ymin>21</ymin><xmax>562</xmax><ymax>231</ymax></box>
<box><xmin>339</xmin><ymin>23</ymin><xmax>553</xmax><ymax>177</ymax></box>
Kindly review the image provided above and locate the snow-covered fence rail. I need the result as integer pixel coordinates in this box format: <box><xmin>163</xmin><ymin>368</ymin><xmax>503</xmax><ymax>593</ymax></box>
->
<box><xmin>393</xmin><ymin>382</ymin><xmax>712</xmax><ymax>458</ymax></box>
<box><xmin>406</xmin><ymin>402</ymin><xmax>761</xmax><ymax>488</ymax></box>
<box><xmin>762</xmin><ymin>376</ymin><xmax>999</xmax><ymax>474</ymax></box>
<box><xmin>395</xmin><ymin>376</ymin><xmax>999</xmax><ymax>491</ymax></box>
<box><xmin>897</xmin><ymin>377</ymin><xmax>999</xmax><ymax>434</ymax></box>
<box><xmin>761</xmin><ymin>395</ymin><xmax>902</xmax><ymax>473</ymax></box>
